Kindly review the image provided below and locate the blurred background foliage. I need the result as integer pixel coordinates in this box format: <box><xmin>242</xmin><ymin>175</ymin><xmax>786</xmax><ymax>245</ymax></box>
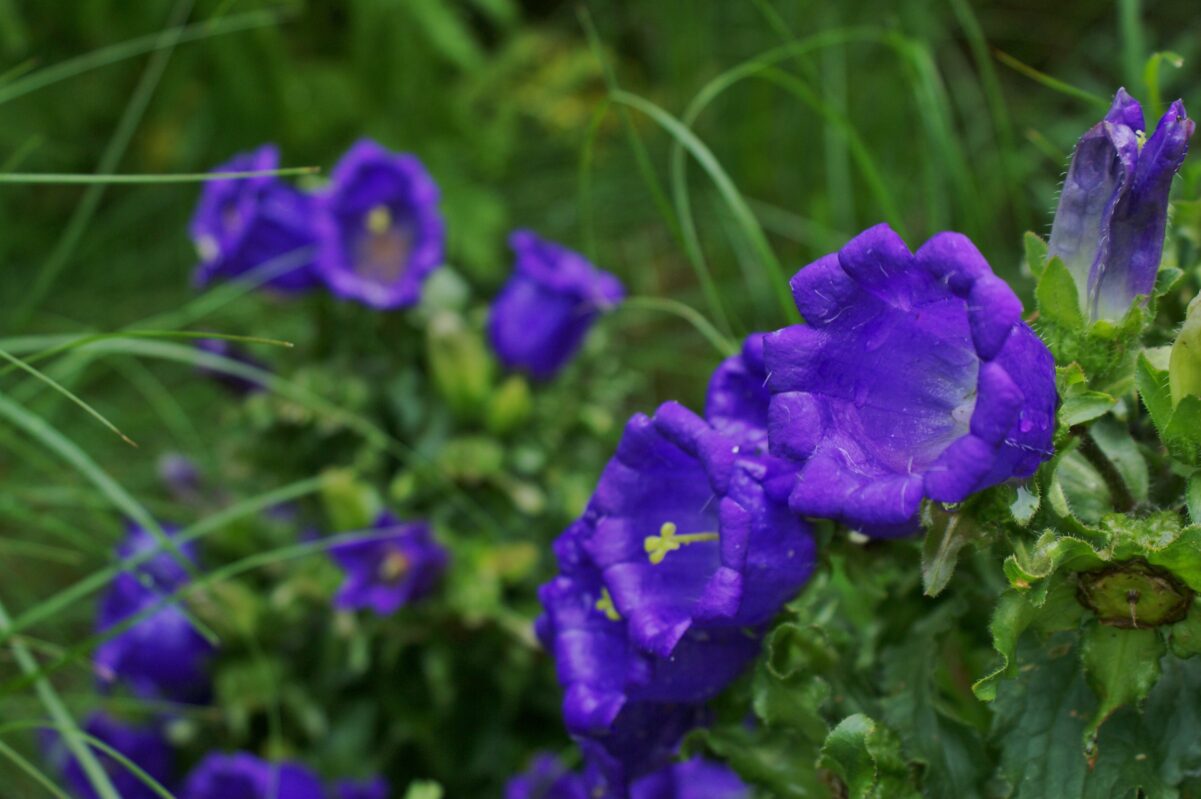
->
<box><xmin>0</xmin><ymin>0</ymin><xmax>1198</xmax><ymax>795</ymax></box>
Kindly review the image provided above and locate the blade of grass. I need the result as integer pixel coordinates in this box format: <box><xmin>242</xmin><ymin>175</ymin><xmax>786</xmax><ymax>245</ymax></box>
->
<box><xmin>0</xmin><ymin>9</ymin><xmax>284</xmax><ymax>107</ymax></box>
<box><xmin>0</xmin><ymin>476</ymin><xmax>323</xmax><ymax>646</ymax></box>
<box><xmin>11</xmin><ymin>0</ymin><xmax>194</xmax><ymax>332</ymax></box>
<box><xmin>0</xmin><ymin>738</ymin><xmax>72</xmax><ymax>799</ymax></box>
<box><xmin>0</xmin><ymin>598</ymin><xmax>120</xmax><ymax>799</ymax></box>
<box><xmin>0</xmin><ymin>167</ymin><xmax>318</xmax><ymax>184</ymax></box>
<box><xmin>618</xmin><ymin>297</ymin><xmax>737</xmax><ymax>358</ymax></box>
<box><xmin>0</xmin><ymin>347</ymin><xmax>138</xmax><ymax>447</ymax></box>
<box><xmin>1117</xmin><ymin>0</ymin><xmax>1146</xmax><ymax>90</ymax></box>
<box><xmin>0</xmin><ymin>392</ymin><xmax>203</xmax><ymax>600</ymax></box>
<box><xmin>610</xmin><ymin>89</ymin><xmax>796</xmax><ymax>322</ymax></box>
<box><xmin>993</xmin><ymin>49</ymin><xmax>1109</xmax><ymax>108</ymax></box>
<box><xmin>578</xmin><ymin>97</ymin><xmax>611</xmax><ymax>263</ymax></box>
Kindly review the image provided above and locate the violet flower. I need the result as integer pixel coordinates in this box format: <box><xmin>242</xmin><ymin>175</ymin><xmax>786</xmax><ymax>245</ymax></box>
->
<box><xmin>583</xmin><ymin>402</ymin><xmax>815</xmax><ymax>658</ymax></box>
<box><xmin>315</xmin><ymin>139</ymin><xmax>445</xmax><ymax>309</ymax></box>
<box><xmin>44</xmin><ymin>713</ymin><xmax>173</xmax><ymax>799</ymax></box>
<box><xmin>488</xmin><ymin>231</ymin><xmax>624</xmax><ymax>380</ymax></box>
<box><xmin>629</xmin><ymin>757</ymin><xmax>748</xmax><ymax>799</ymax></box>
<box><xmin>95</xmin><ymin>524</ymin><xmax>212</xmax><ymax>701</ymax></box>
<box><xmin>1048</xmin><ymin>89</ymin><xmax>1193</xmax><ymax>321</ymax></box>
<box><xmin>765</xmin><ymin>224</ymin><xmax>1057</xmax><ymax>536</ymax></box>
<box><xmin>505</xmin><ymin>753</ymin><xmax>590</xmax><ymax>799</ymax></box>
<box><xmin>705</xmin><ymin>333</ymin><xmax>770</xmax><ymax>450</ymax></box>
<box><xmin>181</xmin><ymin>752</ymin><xmax>323</xmax><ymax>799</ymax></box>
<box><xmin>190</xmin><ymin>144</ymin><xmax>319</xmax><ymax>292</ymax></box>
<box><xmin>331</xmin><ymin>776</ymin><xmax>389</xmax><ymax>799</ymax></box>
<box><xmin>329</xmin><ymin>513</ymin><xmax>448</xmax><ymax>614</ymax></box>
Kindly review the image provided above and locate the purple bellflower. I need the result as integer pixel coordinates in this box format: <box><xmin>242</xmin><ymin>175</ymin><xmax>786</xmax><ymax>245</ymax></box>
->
<box><xmin>331</xmin><ymin>776</ymin><xmax>389</xmax><ymax>799</ymax></box>
<box><xmin>1048</xmin><ymin>89</ymin><xmax>1193</xmax><ymax>321</ymax></box>
<box><xmin>329</xmin><ymin>513</ymin><xmax>448</xmax><ymax>614</ymax></box>
<box><xmin>44</xmin><ymin>713</ymin><xmax>173</xmax><ymax>799</ymax></box>
<box><xmin>190</xmin><ymin>145</ymin><xmax>319</xmax><ymax>292</ymax></box>
<box><xmin>95</xmin><ymin>524</ymin><xmax>213</xmax><ymax>701</ymax></box>
<box><xmin>316</xmin><ymin>139</ymin><xmax>445</xmax><ymax>309</ymax></box>
<box><xmin>488</xmin><ymin>231</ymin><xmax>625</xmax><ymax>380</ymax></box>
<box><xmin>182</xmin><ymin>752</ymin><xmax>324</xmax><ymax>799</ymax></box>
<box><xmin>505</xmin><ymin>753</ymin><xmax>590</xmax><ymax>799</ymax></box>
<box><xmin>765</xmin><ymin>224</ymin><xmax>1057</xmax><ymax>536</ymax></box>
<box><xmin>705</xmin><ymin>333</ymin><xmax>770</xmax><ymax>450</ymax></box>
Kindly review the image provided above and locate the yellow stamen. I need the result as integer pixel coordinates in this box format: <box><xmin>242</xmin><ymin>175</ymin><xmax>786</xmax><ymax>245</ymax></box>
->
<box><xmin>1136</xmin><ymin>129</ymin><xmax>1148</xmax><ymax>151</ymax></box>
<box><xmin>643</xmin><ymin>521</ymin><xmax>719</xmax><ymax>565</ymax></box>
<box><xmin>379</xmin><ymin>550</ymin><xmax>410</xmax><ymax>582</ymax></box>
<box><xmin>595</xmin><ymin>588</ymin><xmax>622</xmax><ymax>621</ymax></box>
<box><xmin>365</xmin><ymin>204</ymin><xmax>393</xmax><ymax>234</ymax></box>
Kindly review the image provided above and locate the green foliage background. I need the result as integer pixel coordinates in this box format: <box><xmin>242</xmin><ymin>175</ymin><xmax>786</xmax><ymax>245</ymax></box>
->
<box><xmin>0</xmin><ymin>0</ymin><xmax>1199</xmax><ymax>797</ymax></box>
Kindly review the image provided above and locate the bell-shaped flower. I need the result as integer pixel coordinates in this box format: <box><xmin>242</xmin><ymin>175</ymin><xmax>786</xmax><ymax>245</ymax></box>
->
<box><xmin>315</xmin><ymin>139</ymin><xmax>445</xmax><ymax>309</ymax></box>
<box><xmin>1048</xmin><ymin>89</ymin><xmax>1193</xmax><ymax>321</ymax></box>
<box><xmin>488</xmin><ymin>231</ymin><xmax>624</xmax><ymax>380</ymax></box>
<box><xmin>190</xmin><ymin>144</ymin><xmax>319</xmax><ymax>292</ymax></box>
<box><xmin>765</xmin><ymin>224</ymin><xmax>1057</xmax><ymax>536</ymax></box>
<box><xmin>328</xmin><ymin>513</ymin><xmax>448</xmax><ymax>614</ymax></box>
<box><xmin>43</xmin><ymin>713</ymin><xmax>173</xmax><ymax>799</ymax></box>
<box><xmin>181</xmin><ymin>752</ymin><xmax>323</xmax><ymax>799</ymax></box>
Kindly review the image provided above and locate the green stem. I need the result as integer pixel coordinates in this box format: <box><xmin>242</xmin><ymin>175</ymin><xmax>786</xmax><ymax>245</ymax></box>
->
<box><xmin>1072</xmin><ymin>426</ymin><xmax>1136</xmax><ymax>513</ymax></box>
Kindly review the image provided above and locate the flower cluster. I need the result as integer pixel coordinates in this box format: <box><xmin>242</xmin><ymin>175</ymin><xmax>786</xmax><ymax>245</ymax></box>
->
<box><xmin>193</xmin><ymin>143</ymin><xmax>624</xmax><ymax>380</ymax></box>
<box><xmin>506</xmin><ymin>752</ymin><xmax>747</xmax><ymax>799</ymax></box>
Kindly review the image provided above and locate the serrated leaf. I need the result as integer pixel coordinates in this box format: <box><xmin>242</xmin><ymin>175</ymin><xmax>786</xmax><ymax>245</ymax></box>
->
<box><xmin>991</xmin><ymin>634</ymin><xmax>1175</xmax><ymax>799</ymax></box>
<box><xmin>1163</xmin><ymin>396</ymin><xmax>1201</xmax><ymax>465</ymax></box>
<box><xmin>1137</xmin><ymin>352</ymin><xmax>1175</xmax><ymax>435</ymax></box>
<box><xmin>819</xmin><ymin>715</ymin><xmax>920</xmax><ymax>799</ymax></box>
<box><xmin>1036</xmin><ymin>256</ymin><xmax>1085</xmax><ymax>329</ymax></box>
<box><xmin>1080</xmin><ymin>625</ymin><xmax>1165</xmax><ymax>750</ymax></box>
<box><xmin>1169</xmin><ymin>601</ymin><xmax>1201</xmax><ymax>659</ymax></box>
<box><xmin>753</xmin><ymin>624</ymin><xmax>832</xmax><ymax>741</ymax></box>
<box><xmin>1024</xmin><ymin>231</ymin><xmax>1049</xmax><ymax>277</ymax></box>
<box><xmin>1056</xmin><ymin>363</ymin><xmax>1116</xmax><ymax>427</ymax></box>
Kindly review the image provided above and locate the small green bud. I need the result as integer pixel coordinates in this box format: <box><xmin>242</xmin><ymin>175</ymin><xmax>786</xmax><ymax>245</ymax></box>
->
<box><xmin>1169</xmin><ymin>296</ymin><xmax>1201</xmax><ymax>406</ymax></box>
<box><xmin>426</xmin><ymin>310</ymin><xmax>494</xmax><ymax>422</ymax></box>
<box><xmin>320</xmin><ymin>467</ymin><xmax>381</xmax><ymax>531</ymax></box>
<box><xmin>389</xmin><ymin>470</ymin><xmax>419</xmax><ymax>504</ymax></box>
<box><xmin>419</xmin><ymin>266</ymin><xmax>471</xmax><ymax>313</ymax></box>
<box><xmin>486</xmin><ymin>375</ymin><xmax>533</xmax><ymax>435</ymax></box>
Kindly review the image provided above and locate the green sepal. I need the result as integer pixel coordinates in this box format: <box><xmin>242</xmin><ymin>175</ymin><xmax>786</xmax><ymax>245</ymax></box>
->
<box><xmin>818</xmin><ymin>715</ymin><xmax>921</xmax><ymax>799</ymax></box>
<box><xmin>1056</xmin><ymin>363</ymin><xmax>1116</xmax><ymax>428</ymax></box>
<box><xmin>1023</xmin><ymin>231</ymin><xmax>1049</xmax><ymax>279</ymax></box>
<box><xmin>1036</xmin><ymin>255</ymin><xmax>1085</xmax><ymax>330</ymax></box>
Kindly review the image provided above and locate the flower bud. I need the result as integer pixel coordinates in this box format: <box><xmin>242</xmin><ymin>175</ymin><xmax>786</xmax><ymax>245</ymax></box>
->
<box><xmin>1048</xmin><ymin>89</ymin><xmax>1193</xmax><ymax>321</ymax></box>
<box><xmin>1170</xmin><ymin>295</ymin><xmax>1201</xmax><ymax>405</ymax></box>
<box><xmin>426</xmin><ymin>310</ymin><xmax>494</xmax><ymax>422</ymax></box>
<box><xmin>320</xmin><ymin>468</ymin><xmax>381</xmax><ymax>532</ymax></box>
<box><xmin>486</xmin><ymin>374</ymin><xmax>533</xmax><ymax>435</ymax></box>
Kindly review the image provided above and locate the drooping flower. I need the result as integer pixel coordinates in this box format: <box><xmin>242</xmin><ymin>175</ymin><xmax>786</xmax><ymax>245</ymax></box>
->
<box><xmin>765</xmin><ymin>223</ymin><xmax>1057</xmax><ymax>536</ymax></box>
<box><xmin>95</xmin><ymin>525</ymin><xmax>213</xmax><ymax>701</ymax></box>
<box><xmin>487</xmin><ymin>231</ymin><xmax>624</xmax><ymax>380</ymax></box>
<box><xmin>329</xmin><ymin>513</ymin><xmax>448</xmax><ymax>614</ymax></box>
<box><xmin>315</xmin><ymin>139</ymin><xmax>445</xmax><ymax>309</ymax></box>
<box><xmin>704</xmin><ymin>333</ymin><xmax>770</xmax><ymax>450</ymax></box>
<box><xmin>331</xmin><ymin>776</ymin><xmax>389</xmax><ymax>799</ymax></box>
<box><xmin>1048</xmin><ymin>89</ymin><xmax>1194</xmax><ymax>321</ymax></box>
<box><xmin>190</xmin><ymin>144</ymin><xmax>319</xmax><ymax>292</ymax></box>
<box><xmin>43</xmin><ymin>713</ymin><xmax>173</xmax><ymax>799</ymax></box>
<box><xmin>181</xmin><ymin>752</ymin><xmax>323</xmax><ymax>799</ymax></box>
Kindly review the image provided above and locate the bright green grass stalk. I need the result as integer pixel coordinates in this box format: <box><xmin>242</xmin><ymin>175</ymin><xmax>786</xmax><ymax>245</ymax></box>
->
<box><xmin>0</xmin><ymin>599</ymin><xmax>121</xmax><ymax>799</ymax></box>
<box><xmin>11</xmin><ymin>0</ymin><xmax>194</xmax><ymax>332</ymax></box>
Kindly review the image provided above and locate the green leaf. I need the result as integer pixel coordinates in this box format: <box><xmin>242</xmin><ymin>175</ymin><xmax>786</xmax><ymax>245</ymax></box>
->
<box><xmin>819</xmin><ymin>715</ymin><xmax>920</xmax><ymax>799</ymax></box>
<box><xmin>991</xmin><ymin>634</ymin><xmax>1175</xmax><ymax>799</ymax></box>
<box><xmin>1187</xmin><ymin>472</ymin><xmax>1201</xmax><ymax>525</ymax></box>
<box><xmin>920</xmin><ymin>506</ymin><xmax>981</xmax><ymax>597</ymax></box>
<box><xmin>1036</xmin><ymin>256</ymin><xmax>1084</xmax><ymax>329</ymax></box>
<box><xmin>1080</xmin><ymin>624</ymin><xmax>1165</xmax><ymax>750</ymax></box>
<box><xmin>1024</xmin><ymin>231</ymin><xmax>1049</xmax><ymax>278</ymax></box>
<box><xmin>1163</xmin><ymin>396</ymin><xmax>1201</xmax><ymax>465</ymax></box>
<box><xmin>1136</xmin><ymin>350</ymin><xmax>1175</xmax><ymax>433</ymax></box>
<box><xmin>1056</xmin><ymin>363</ymin><xmax>1117</xmax><ymax>427</ymax></box>
<box><xmin>688</xmin><ymin>725</ymin><xmax>825</xmax><ymax>799</ymax></box>
<box><xmin>1169</xmin><ymin>601</ymin><xmax>1201</xmax><ymax>659</ymax></box>
<box><xmin>401</xmin><ymin>782</ymin><xmax>443</xmax><ymax>799</ymax></box>
<box><xmin>1010</xmin><ymin>483</ymin><xmax>1041</xmax><ymax>525</ymax></box>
